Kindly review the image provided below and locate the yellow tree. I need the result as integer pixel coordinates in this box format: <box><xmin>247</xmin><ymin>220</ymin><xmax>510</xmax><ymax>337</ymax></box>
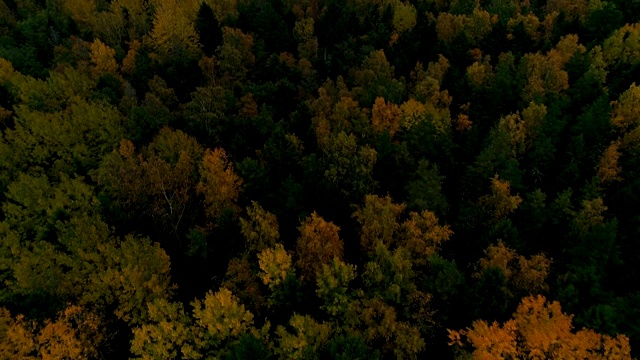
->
<box><xmin>353</xmin><ymin>194</ymin><xmax>405</xmax><ymax>252</ymax></box>
<box><xmin>597</xmin><ymin>141</ymin><xmax>623</xmax><ymax>183</ymax></box>
<box><xmin>474</xmin><ymin>241</ymin><xmax>552</xmax><ymax>294</ymax></box>
<box><xmin>239</xmin><ymin>202</ymin><xmax>280</xmax><ymax>254</ymax></box>
<box><xmin>521</xmin><ymin>35</ymin><xmax>586</xmax><ymax>102</ymax></box>
<box><xmin>217</xmin><ymin>27</ymin><xmax>255</xmax><ymax>83</ymax></box>
<box><xmin>148</xmin><ymin>0</ymin><xmax>201</xmax><ymax>59</ymax></box>
<box><xmin>449</xmin><ymin>295</ymin><xmax>632</xmax><ymax>359</ymax></box>
<box><xmin>0</xmin><ymin>306</ymin><xmax>103</xmax><ymax>360</ymax></box>
<box><xmin>203</xmin><ymin>0</ymin><xmax>238</xmax><ymax>23</ymax></box>
<box><xmin>610</xmin><ymin>83</ymin><xmax>640</xmax><ymax>134</ymax></box>
<box><xmin>89</xmin><ymin>39</ymin><xmax>118</xmax><ymax>77</ymax></box>
<box><xmin>602</xmin><ymin>23</ymin><xmax>640</xmax><ymax>66</ymax></box>
<box><xmin>295</xmin><ymin>212</ymin><xmax>344</xmax><ymax>281</ymax></box>
<box><xmin>275</xmin><ymin>314</ymin><xmax>331</xmax><ymax>359</ymax></box>
<box><xmin>479</xmin><ymin>175</ymin><xmax>523</xmax><ymax>221</ymax></box>
<box><xmin>293</xmin><ymin>17</ymin><xmax>318</xmax><ymax>60</ymax></box>
<box><xmin>258</xmin><ymin>244</ymin><xmax>293</xmax><ymax>291</ymax></box>
<box><xmin>197</xmin><ymin>148</ymin><xmax>242</xmax><ymax>224</ymax></box>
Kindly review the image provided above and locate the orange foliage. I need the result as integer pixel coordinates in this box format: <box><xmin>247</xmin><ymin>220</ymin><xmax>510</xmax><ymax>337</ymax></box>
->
<box><xmin>371</xmin><ymin>96</ymin><xmax>401</xmax><ymax>137</ymax></box>
<box><xmin>449</xmin><ymin>295</ymin><xmax>632</xmax><ymax>359</ymax></box>
<box><xmin>0</xmin><ymin>306</ymin><xmax>102</xmax><ymax>360</ymax></box>
<box><xmin>295</xmin><ymin>212</ymin><xmax>344</xmax><ymax>280</ymax></box>
<box><xmin>401</xmin><ymin>210</ymin><xmax>453</xmax><ymax>263</ymax></box>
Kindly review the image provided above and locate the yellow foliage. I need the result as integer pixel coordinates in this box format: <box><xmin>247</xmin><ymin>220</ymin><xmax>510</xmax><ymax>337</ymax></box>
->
<box><xmin>130</xmin><ymin>299</ymin><xmax>196</xmax><ymax>359</ymax></box>
<box><xmin>38</xmin><ymin>306</ymin><xmax>102</xmax><ymax>360</ymax></box>
<box><xmin>611</xmin><ymin>83</ymin><xmax>640</xmax><ymax>130</ymax></box>
<box><xmin>218</xmin><ymin>27</ymin><xmax>256</xmax><ymax>81</ymax></box>
<box><xmin>149</xmin><ymin>0</ymin><xmax>201</xmax><ymax>58</ymax></box>
<box><xmin>435</xmin><ymin>9</ymin><xmax>494</xmax><ymax>45</ymax></box>
<box><xmin>498</xmin><ymin>112</ymin><xmax>527</xmax><ymax>156</ymax></box>
<box><xmin>392</xmin><ymin>1</ymin><xmax>417</xmax><ymax>34</ymax></box>
<box><xmin>192</xmin><ymin>288</ymin><xmax>254</xmax><ymax>340</ymax></box>
<box><xmin>466</xmin><ymin>57</ymin><xmax>493</xmax><ymax>87</ymax></box>
<box><xmin>479</xmin><ymin>175</ymin><xmax>523</xmax><ymax>220</ymax></box>
<box><xmin>435</xmin><ymin>12</ymin><xmax>466</xmax><ymax>43</ymax></box>
<box><xmin>426</xmin><ymin>54</ymin><xmax>450</xmax><ymax>84</ymax></box>
<box><xmin>603</xmin><ymin>24</ymin><xmax>640</xmax><ymax>66</ymax></box>
<box><xmin>203</xmin><ymin>0</ymin><xmax>238</xmax><ymax>23</ymax></box>
<box><xmin>476</xmin><ymin>241</ymin><xmax>552</xmax><ymax>293</ymax></box>
<box><xmin>240</xmin><ymin>201</ymin><xmax>279</xmax><ymax>253</ymax></box>
<box><xmin>197</xmin><ymin>148</ymin><xmax>242</xmax><ymax>221</ymax></box>
<box><xmin>89</xmin><ymin>39</ymin><xmax>118</xmax><ymax>77</ymax></box>
<box><xmin>522</xmin><ymin>35</ymin><xmax>585</xmax><ymax>101</ymax></box>
<box><xmin>0</xmin><ymin>308</ymin><xmax>37</xmax><ymax>359</ymax></box>
<box><xmin>122</xmin><ymin>40</ymin><xmax>141</xmax><ymax>75</ymax></box>
<box><xmin>573</xmin><ymin>198</ymin><xmax>607</xmax><ymax>235</ymax></box>
<box><xmin>0</xmin><ymin>57</ymin><xmax>16</xmax><ymax>83</ymax></box>
<box><xmin>63</xmin><ymin>0</ymin><xmax>97</xmax><ymax>30</ymax></box>
<box><xmin>399</xmin><ymin>98</ymin><xmax>427</xmax><ymax>129</ymax></box>
<box><xmin>275</xmin><ymin>314</ymin><xmax>331</xmax><ymax>359</ymax></box>
<box><xmin>258</xmin><ymin>243</ymin><xmax>293</xmax><ymax>289</ymax></box>
<box><xmin>507</xmin><ymin>13</ymin><xmax>542</xmax><ymax>42</ymax></box>
<box><xmin>586</xmin><ymin>45</ymin><xmax>608</xmax><ymax>84</ymax></box>
<box><xmin>597</xmin><ymin>141</ymin><xmax>623</xmax><ymax>183</ymax></box>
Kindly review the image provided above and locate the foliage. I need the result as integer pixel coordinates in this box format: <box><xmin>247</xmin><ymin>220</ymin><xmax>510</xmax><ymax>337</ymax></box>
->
<box><xmin>1</xmin><ymin>0</ymin><xmax>639</xmax><ymax>357</ymax></box>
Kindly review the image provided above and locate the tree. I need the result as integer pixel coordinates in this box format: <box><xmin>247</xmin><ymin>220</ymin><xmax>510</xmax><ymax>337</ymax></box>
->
<box><xmin>400</xmin><ymin>210</ymin><xmax>453</xmax><ymax>264</ymax></box>
<box><xmin>197</xmin><ymin>147</ymin><xmax>243</xmax><ymax>224</ymax></box>
<box><xmin>448</xmin><ymin>295</ymin><xmax>632</xmax><ymax>359</ymax></box>
<box><xmin>316</xmin><ymin>258</ymin><xmax>357</xmax><ymax>317</ymax></box>
<box><xmin>132</xmin><ymin>288</ymin><xmax>258</xmax><ymax>359</ymax></box>
<box><xmin>148</xmin><ymin>0</ymin><xmax>202</xmax><ymax>59</ymax></box>
<box><xmin>478</xmin><ymin>174</ymin><xmax>523</xmax><ymax>221</ymax></box>
<box><xmin>351</xmin><ymin>50</ymin><xmax>404</xmax><ymax>107</ymax></box>
<box><xmin>597</xmin><ymin>141</ymin><xmax>622</xmax><ymax>183</ymax></box>
<box><xmin>217</xmin><ymin>27</ymin><xmax>255</xmax><ymax>83</ymax></box>
<box><xmin>371</xmin><ymin>96</ymin><xmax>401</xmax><ymax>138</ymax></box>
<box><xmin>295</xmin><ymin>212</ymin><xmax>344</xmax><ymax>281</ymax></box>
<box><xmin>258</xmin><ymin>244</ymin><xmax>293</xmax><ymax>291</ymax></box>
<box><xmin>405</xmin><ymin>159</ymin><xmax>448</xmax><ymax>215</ymax></box>
<box><xmin>0</xmin><ymin>305</ymin><xmax>103</xmax><ymax>360</ymax></box>
<box><xmin>239</xmin><ymin>202</ymin><xmax>280</xmax><ymax>254</ymax></box>
<box><xmin>95</xmin><ymin>128</ymin><xmax>204</xmax><ymax>237</ymax></box>
<box><xmin>275</xmin><ymin>314</ymin><xmax>331</xmax><ymax>360</ymax></box>
<box><xmin>474</xmin><ymin>241</ymin><xmax>552</xmax><ymax>295</ymax></box>
<box><xmin>0</xmin><ymin>95</ymin><xmax>123</xmax><ymax>182</ymax></box>
<box><xmin>321</xmin><ymin>131</ymin><xmax>377</xmax><ymax>199</ymax></box>
<box><xmin>89</xmin><ymin>39</ymin><xmax>118</xmax><ymax>77</ymax></box>
<box><xmin>353</xmin><ymin>195</ymin><xmax>405</xmax><ymax>252</ymax></box>
<box><xmin>130</xmin><ymin>299</ymin><xmax>196</xmax><ymax>359</ymax></box>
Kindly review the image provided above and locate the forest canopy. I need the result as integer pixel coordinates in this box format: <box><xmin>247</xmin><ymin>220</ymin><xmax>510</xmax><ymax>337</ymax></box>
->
<box><xmin>1</xmin><ymin>0</ymin><xmax>640</xmax><ymax>358</ymax></box>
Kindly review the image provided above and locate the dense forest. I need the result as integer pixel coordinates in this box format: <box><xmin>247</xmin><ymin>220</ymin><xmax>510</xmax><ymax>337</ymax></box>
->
<box><xmin>1</xmin><ymin>0</ymin><xmax>640</xmax><ymax>358</ymax></box>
